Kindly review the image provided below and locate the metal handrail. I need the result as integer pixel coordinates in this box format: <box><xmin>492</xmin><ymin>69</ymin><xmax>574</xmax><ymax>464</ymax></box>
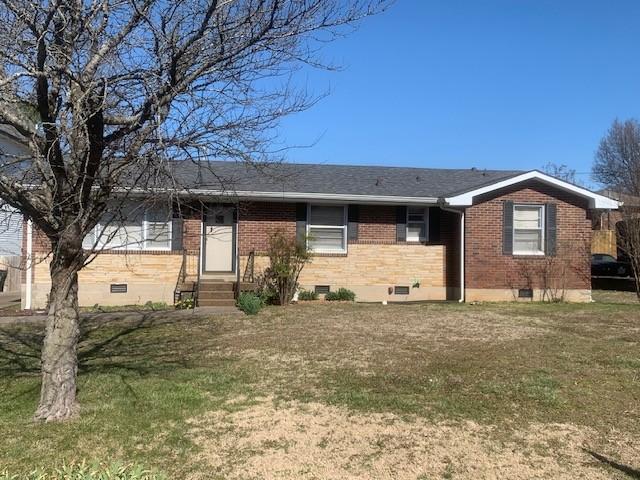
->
<box><xmin>173</xmin><ymin>249</ymin><xmax>187</xmax><ymax>305</ymax></box>
<box><xmin>243</xmin><ymin>250</ymin><xmax>255</xmax><ymax>283</ymax></box>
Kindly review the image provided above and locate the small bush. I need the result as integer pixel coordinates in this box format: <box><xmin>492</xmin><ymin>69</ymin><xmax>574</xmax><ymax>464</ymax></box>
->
<box><xmin>0</xmin><ymin>462</ymin><xmax>165</xmax><ymax>479</ymax></box>
<box><xmin>174</xmin><ymin>297</ymin><xmax>195</xmax><ymax>310</ymax></box>
<box><xmin>325</xmin><ymin>288</ymin><xmax>356</xmax><ymax>302</ymax></box>
<box><xmin>237</xmin><ymin>292</ymin><xmax>262</xmax><ymax>315</ymax></box>
<box><xmin>298</xmin><ymin>289</ymin><xmax>318</xmax><ymax>301</ymax></box>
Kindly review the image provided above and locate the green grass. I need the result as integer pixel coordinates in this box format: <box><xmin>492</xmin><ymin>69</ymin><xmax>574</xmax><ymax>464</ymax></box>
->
<box><xmin>1</xmin><ymin>301</ymin><xmax>639</xmax><ymax>477</ymax></box>
<box><xmin>0</xmin><ymin>316</ymin><xmax>261</xmax><ymax>477</ymax></box>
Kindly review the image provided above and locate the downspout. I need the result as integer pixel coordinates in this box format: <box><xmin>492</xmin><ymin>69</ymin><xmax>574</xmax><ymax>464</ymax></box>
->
<box><xmin>235</xmin><ymin>204</ymin><xmax>240</xmax><ymax>301</ymax></box>
<box><xmin>25</xmin><ymin>219</ymin><xmax>33</xmax><ymax>310</ymax></box>
<box><xmin>440</xmin><ymin>205</ymin><xmax>465</xmax><ymax>303</ymax></box>
<box><xmin>459</xmin><ymin>210</ymin><xmax>465</xmax><ymax>303</ymax></box>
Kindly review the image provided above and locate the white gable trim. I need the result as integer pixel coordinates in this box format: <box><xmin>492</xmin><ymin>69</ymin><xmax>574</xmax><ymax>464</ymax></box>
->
<box><xmin>445</xmin><ymin>170</ymin><xmax>620</xmax><ymax>209</ymax></box>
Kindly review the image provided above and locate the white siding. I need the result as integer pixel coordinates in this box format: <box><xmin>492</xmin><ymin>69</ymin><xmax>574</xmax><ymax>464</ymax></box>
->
<box><xmin>0</xmin><ymin>131</ymin><xmax>28</xmax><ymax>256</ymax></box>
<box><xmin>0</xmin><ymin>206</ymin><xmax>22</xmax><ymax>256</ymax></box>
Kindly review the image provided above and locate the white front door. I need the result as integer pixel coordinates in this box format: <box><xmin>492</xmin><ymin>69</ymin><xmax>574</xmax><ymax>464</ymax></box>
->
<box><xmin>204</xmin><ymin>208</ymin><xmax>235</xmax><ymax>273</ymax></box>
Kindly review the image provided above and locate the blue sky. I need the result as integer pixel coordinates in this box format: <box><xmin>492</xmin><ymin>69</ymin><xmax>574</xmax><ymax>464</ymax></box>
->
<box><xmin>278</xmin><ymin>0</ymin><xmax>640</xmax><ymax>185</ymax></box>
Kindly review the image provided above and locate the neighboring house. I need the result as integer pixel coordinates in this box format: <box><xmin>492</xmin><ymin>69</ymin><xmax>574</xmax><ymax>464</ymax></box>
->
<box><xmin>0</xmin><ymin>128</ymin><xmax>25</xmax><ymax>257</ymax></box>
<box><xmin>592</xmin><ymin>190</ymin><xmax>640</xmax><ymax>258</ymax></box>
<box><xmin>0</xmin><ymin>128</ymin><xmax>26</xmax><ymax>292</ymax></box>
<box><xmin>0</xmin><ymin>202</ymin><xmax>23</xmax><ymax>257</ymax></box>
<box><xmin>20</xmin><ymin>162</ymin><xmax>619</xmax><ymax>309</ymax></box>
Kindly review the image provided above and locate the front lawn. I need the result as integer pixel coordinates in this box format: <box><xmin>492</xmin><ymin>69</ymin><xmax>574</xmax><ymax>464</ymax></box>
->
<box><xmin>1</xmin><ymin>302</ymin><xmax>639</xmax><ymax>479</ymax></box>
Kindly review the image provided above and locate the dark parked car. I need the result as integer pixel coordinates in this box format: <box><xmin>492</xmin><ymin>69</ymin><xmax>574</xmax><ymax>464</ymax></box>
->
<box><xmin>591</xmin><ymin>254</ymin><xmax>632</xmax><ymax>278</ymax></box>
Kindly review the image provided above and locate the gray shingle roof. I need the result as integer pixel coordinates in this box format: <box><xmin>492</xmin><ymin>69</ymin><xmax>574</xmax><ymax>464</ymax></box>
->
<box><xmin>170</xmin><ymin>160</ymin><xmax>523</xmax><ymax>199</ymax></box>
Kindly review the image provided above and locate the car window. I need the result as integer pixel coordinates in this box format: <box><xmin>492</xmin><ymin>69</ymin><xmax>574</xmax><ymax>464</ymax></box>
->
<box><xmin>592</xmin><ymin>254</ymin><xmax>615</xmax><ymax>263</ymax></box>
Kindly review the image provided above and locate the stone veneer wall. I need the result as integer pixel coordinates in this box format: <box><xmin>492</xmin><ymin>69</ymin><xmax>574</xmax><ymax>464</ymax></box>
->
<box><xmin>23</xmin><ymin>252</ymin><xmax>198</xmax><ymax>309</ymax></box>
<box><xmin>240</xmin><ymin>243</ymin><xmax>447</xmax><ymax>302</ymax></box>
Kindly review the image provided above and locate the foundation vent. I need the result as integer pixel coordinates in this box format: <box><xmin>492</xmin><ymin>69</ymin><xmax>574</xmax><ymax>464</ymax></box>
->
<box><xmin>314</xmin><ymin>285</ymin><xmax>330</xmax><ymax>295</ymax></box>
<box><xmin>394</xmin><ymin>286</ymin><xmax>410</xmax><ymax>295</ymax></box>
<box><xmin>518</xmin><ymin>288</ymin><xmax>533</xmax><ymax>299</ymax></box>
<box><xmin>110</xmin><ymin>283</ymin><xmax>128</xmax><ymax>294</ymax></box>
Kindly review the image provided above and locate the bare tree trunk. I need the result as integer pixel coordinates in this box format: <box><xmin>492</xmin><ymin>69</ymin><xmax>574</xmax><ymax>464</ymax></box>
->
<box><xmin>33</xmin><ymin>234</ymin><xmax>83</xmax><ymax>422</ymax></box>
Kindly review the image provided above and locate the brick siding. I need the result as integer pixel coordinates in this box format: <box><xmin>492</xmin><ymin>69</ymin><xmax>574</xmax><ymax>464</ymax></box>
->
<box><xmin>238</xmin><ymin>201</ymin><xmax>297</xmax><ymax>255</ymax></box>
<box><xmin>465</xmin><ymin>180</ymin><xmax>592</xmax><ymax>291</ymax></box>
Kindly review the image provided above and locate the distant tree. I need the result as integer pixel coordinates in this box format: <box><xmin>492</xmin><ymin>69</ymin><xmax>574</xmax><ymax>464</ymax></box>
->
<box><xmin>542</xmin><ymin>162</ymin><xmax>581</xmax><ymax>185</ymax></box>
<box><xmin>593</xmin><ymin>118</ymin><xmax>640</xmax><ymax>300</ymax></box>
<box><xmin>593</xmin><ymin>118</ymin><xmax>640</xmax><ymax>195</ymax></box>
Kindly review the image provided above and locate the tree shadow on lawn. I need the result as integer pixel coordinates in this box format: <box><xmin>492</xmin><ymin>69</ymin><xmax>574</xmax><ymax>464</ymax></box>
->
<box><xmin>0</xmin><ymin>311</ymin><xmax>220</xmax><ymax>380</ymax></box>
<box><xmin>584</xmin><ymin>449</ymin><xmax>640</xmax><ymax>479</ymax></box>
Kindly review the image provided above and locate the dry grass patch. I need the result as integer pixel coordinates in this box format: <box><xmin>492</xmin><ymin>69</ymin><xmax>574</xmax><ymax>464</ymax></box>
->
<box><xmin>189</xmin><ymin>397</ymin><xmax>638</xmax><ymax>480</ymax></box>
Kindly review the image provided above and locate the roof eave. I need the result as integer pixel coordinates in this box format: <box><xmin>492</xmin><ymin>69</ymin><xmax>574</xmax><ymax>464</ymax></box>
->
<box><xmin>444</xmin><ymin>170</ymin><xmax>621</xmax><ymax>210</ymax></box>
<box><xmin>187</xmin><ymin>189</ymin><xmax>440</xmax><ymax>205</ymax></box>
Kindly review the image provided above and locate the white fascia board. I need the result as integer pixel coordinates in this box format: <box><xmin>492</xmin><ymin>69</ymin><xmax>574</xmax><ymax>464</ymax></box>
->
<box><xmin>179</xmin><ymin>189</ymin><xmax>440</xmax><ymax>205</ymax></box>
<box><xmin>445</xmin><ymin>171</ymin><xmax>621</xmax><ymax>209</ymax></box>
<box><xmin>68</xmin><ymin>187</ymin><xmax>440</xmax><ymax>205</ymax></box>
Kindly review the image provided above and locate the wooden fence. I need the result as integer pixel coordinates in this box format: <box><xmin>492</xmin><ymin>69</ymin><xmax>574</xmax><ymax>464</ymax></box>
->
<box><xmin>592</xmin><ymin>230</ymin><xmax>617</xmax><ymax>257</ymax></box>
<box><xmin>0</xmin><ymin>255</ymin><xmax>21</xmax><ymax>292</ymax></box>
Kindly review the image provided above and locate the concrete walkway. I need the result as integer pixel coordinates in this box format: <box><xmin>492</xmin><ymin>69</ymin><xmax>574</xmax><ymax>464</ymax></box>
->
<box><xmin>0</xmin><ymin>305</ymin><xmax>242</xmax><ymax>325</ymax></box>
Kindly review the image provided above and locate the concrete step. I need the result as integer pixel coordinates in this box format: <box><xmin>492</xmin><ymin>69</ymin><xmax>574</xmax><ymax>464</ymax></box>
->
<box><xmin>198</xmin><ymin>290</ymin><xmax>235</xmax><ymax>300</ymax></box>
<box><xmin>198</xmin><ymin>281</ymin><xmax>234</xmax><ymax>292</ymax></box>
<box><xmin>198</xmin><ymin>299</ymin><xmax>237</xmax><ymax>307</ymax></box>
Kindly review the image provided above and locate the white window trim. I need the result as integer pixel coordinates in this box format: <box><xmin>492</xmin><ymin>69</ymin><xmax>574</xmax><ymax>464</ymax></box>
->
<box><xmin>306</xmin><ymin>204</ymin><xmax>348</xmax><ymax>254</ymax></box>
<box><xmin>406</xmin><ymin>206</ymin><xmax>430</xmax><ymax>243</ymax></box>
<box><xmin>512</xmin><ymin>204</ymin><xmax>545</xmax><ymax>256</ymax></box>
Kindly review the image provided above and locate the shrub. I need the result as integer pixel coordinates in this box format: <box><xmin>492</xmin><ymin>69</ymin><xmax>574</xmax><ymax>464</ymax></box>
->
<box><xmin>325</xmin><ymin>288</ymin><xmax>356</xmax><ymax>302</ymax></box>
<box><xmin>298</xmin><ymin>289</ymin><xmax>318</xmax><ymax>301</ymax></box>
<box><xmin>264</xmin><ymin>229</ymin><xmax>311</xmax><ymax>305</ymax></box>
<box><xmin>237</xmin><ymin>292</ymin><xmax>262</xmax><ymax>315</ymax></box>
<box><xmin>0</xmin><ymin>462</ymin><xmax>165</xmax><ymax>479</ymax></box>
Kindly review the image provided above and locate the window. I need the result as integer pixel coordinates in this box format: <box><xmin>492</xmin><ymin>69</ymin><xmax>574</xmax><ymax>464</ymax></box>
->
<box><xmin>84</xmin><ymin>203</ymin><xmax>172</xmax><ymax>251</ymax></box>
<box><xmin>513</xmin><ymin>205</ymin><xmax>544</xmax><ymax>255</ymax></box>
<box><xmin>407</xmin><ymin>207</ymin><xmax>428</xmax><ymax>242</ymax></box>
<box><xmin>144</xmin><ymin>208</ymin><xmax>172</xmax><ymax>250</ymax></box>
<box><xmin>307</xmin><ymin>205</ymin><xmax>347</xmax><ymax>253</ymax></box>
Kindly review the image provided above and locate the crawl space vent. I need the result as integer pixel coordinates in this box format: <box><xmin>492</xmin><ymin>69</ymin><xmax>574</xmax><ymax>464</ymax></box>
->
<box><xmin>110</xmin><ymin>284</ymin><xmax>128</xmax><ymax>294</ymax></box>
<box><xmin>394</xmin><ymin>286</ymin><xmax>410</xmax><ymax>295</ymax></box>
<box><xmin>518</xmin><ymin>288</ymin><xmax>533</xmax><ymax>299</ymax></box>
<box><xmin>314</xmin><ymin>285</ymin><xmax>330</xmax><ymax>295</ymax></box>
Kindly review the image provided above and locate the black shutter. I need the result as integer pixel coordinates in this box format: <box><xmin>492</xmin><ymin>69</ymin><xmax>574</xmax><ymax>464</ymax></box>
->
<box><xmin>396</xmin><ymin>206</ymin><xmax>407</xmax><ymax>242</ymax></box>
<box><xmin>503</xmin><ymin>200</ymin><xmax>514</xmax><ymax>255</ymax></box>
<box><xmin>347</xmin><ymin>205</ymin><xmax>359</xmax><ymax>241</ymax></box>
<box><xmin>545</xmin><ymin>203</ymin><xmax>557</xmax><ymax>256</ymax></box>
<box><xmin>295</xmin><ymin>203</ymin><xmax>307</xmax><ymax>246</ymax></box>
<box><xmin>171</xmin><ymin>217</ymin><xmax>183</xmax><ymax>251</ymax></box>
<box><xmin>428</xmin><ymin>207</ymin><xmax>441</xmax><ymax>243</ymax></box>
